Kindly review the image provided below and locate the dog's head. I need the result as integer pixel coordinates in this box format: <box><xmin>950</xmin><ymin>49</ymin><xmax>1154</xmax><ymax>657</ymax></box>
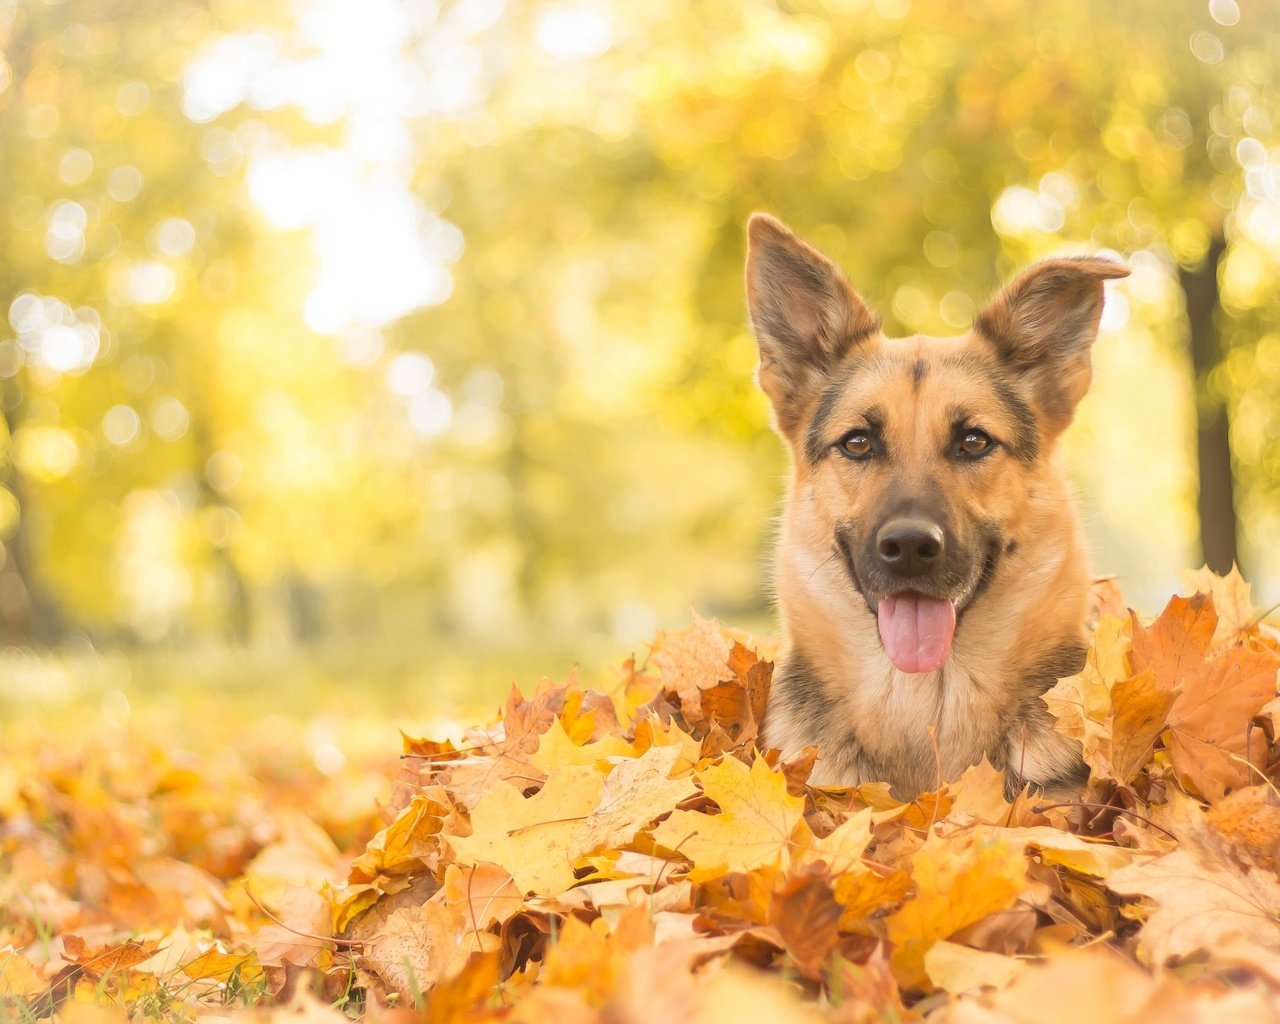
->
<box><xmin>746</xmin><ymin>214</ymin><xmax>1127</xmax><ymax>674</ymax></box>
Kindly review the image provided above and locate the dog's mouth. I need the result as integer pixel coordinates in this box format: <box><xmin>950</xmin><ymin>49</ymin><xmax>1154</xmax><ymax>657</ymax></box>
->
<box><xmin>838</xmin><ymin>536</ymin><xmax>1001</xmax><ymax>675</ymax></box>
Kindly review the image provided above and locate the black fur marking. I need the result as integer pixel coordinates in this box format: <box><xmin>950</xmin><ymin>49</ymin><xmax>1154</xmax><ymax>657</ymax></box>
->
<box><xmin>1027</xmin><ymin>638</ymin><xmax>1090</xmax><ymax>689</ymax></box>
<box><xmin>828</xmin><ymin>733</ymin><xmax>892</xmax><ymax>788</ymax></box>
<box><xmin>769</xmin><ymin>650</ymin><xmax>891</xmax><ymax>785</ymax></box>
<box><xmin>972</xmin><ymin>308</ymin><xmax>1018</xmax><ymax>362</ymax></box>
<box><xmin>936</xmin><ymin>350</ymin><xmax>1041</xmax><ymax>462</ymax></box>
<box><xmin>803</xmin><ymin>365</ymin><xmax>874</xmax><ymax>465</ymax></box>
<box><xmin>1000</xmin><ymin>637</ymin><xmax>1092</xmax><ymax>799</ymax></box>
<box><xmin>1005</xmin><ymin>539</ymin><xmax>1018</xmax><ymax>555</ymax></box>
<box><xmin>774</xmin><ymin>653</ymin><xmax>838</xmax><ymax>733</ymax></box>
<box><xmin>960</xmin><ymin>526</ymin><xmax>1004</xmax><ymax>610</ymax></box>
<box><xmin>990</xmin><ymin>376</ymin><xmax>1040</xmax><ymax>461</ymax></box>
<box><xmin>911</xmin><ymin>358</ymin><xmax>926</xmax><ymax>389</ymax></box>
<box><xmin>1000</xmin><ymin>639</ymin><xmax>1088</xmax><ymax>749</ymax></box>
<box><xmin>833</xmin><ymin>530</ymin><xmax>878</xmax><ymax>614</ymax></box>
<box><xmin>1005</xmin><ymin>755</ymin><xmax>1089</xmax><ymax>802</ymax></box>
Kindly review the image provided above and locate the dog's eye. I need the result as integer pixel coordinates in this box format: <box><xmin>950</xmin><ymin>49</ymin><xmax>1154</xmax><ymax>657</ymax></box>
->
<box><xmin>959</xmin><ymin>429</ymin><xmax>993</xmax><ymax>457</ymax></box>
<box><xmin>838</xmin><ymin>431</ymin><xmax>875</xmax><ymax>459</ymax></box>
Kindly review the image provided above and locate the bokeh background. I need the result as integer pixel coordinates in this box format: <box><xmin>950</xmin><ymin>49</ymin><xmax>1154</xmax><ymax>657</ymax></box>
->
<box><xmin>1</xmin><ymin>0</ymin><xmax>1279</xmax><ymax>729</ymax></box>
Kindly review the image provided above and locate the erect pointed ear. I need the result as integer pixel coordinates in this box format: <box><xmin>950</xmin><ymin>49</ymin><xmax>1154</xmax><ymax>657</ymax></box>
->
<box><xmin>973</xmin><ymin>256</ymin><xmax>1130</xmax><ymax>435</ymax></box>
<box><xmin>745</xmin><ymin>214</ymin><xmax>879</xmax><ymax>434</ymax></box>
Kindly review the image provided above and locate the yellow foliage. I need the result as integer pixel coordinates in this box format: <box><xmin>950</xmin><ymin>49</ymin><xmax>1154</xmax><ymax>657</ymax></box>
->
<box><xmin>650</xmin><ymin>755</ymin><xmax>805</xmax><ymax>883</ymax></box>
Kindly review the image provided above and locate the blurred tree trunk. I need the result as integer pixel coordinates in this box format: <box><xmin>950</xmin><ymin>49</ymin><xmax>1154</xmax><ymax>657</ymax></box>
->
<box><xmin>0</xmin><ymin>385</ymin><xmax>66</xmax><ymax>646</ymax></box>
<box><xmin>189</xmin><ymin>413</ymin><xmax>253</xmax><ymax>644</ymax></box>
<box><xmin>1178</xmin><ymin>231</ymin><xmax>1238</xmax><ymax>575</ymax></box>
<box><xmin>286</xmin><ymin>572</ymin><xmax>322</xmax><ymax>644</ymax></box>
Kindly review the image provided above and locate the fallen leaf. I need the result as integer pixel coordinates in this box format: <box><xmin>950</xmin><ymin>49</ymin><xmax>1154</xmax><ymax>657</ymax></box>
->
<box><xmin>529</xmin><ymin>717</ymin><xmax>633</xmax><ymax>773</ymax></box>
<box><xmin>348</xmin><ymin>790</ymin><xmax>450</xmax><ymax>884</ymax></box>
<box><xmin>1043</xmin><ymin>617</ymin><xmax>1174</xmax><ymax>785</ymax></box>
<box><xmin>930</xmin><ymin>945</ymin><xmax>1269</xmax><ymax>1024</ymax></box>
<box><xmin>447</xmin><ymin>764</ymin><xmax>605</xmax><ymax>896</ymax></box>
<box><xmin>1107</xmin><ymin>787</ymin><xmax>1280</xmax><ymax>964</ymax></box>
<box><xmin>648</xmin><ymin>755</ymin><xmax>804</xmax><ymax>883</ymax></box>
<box><xmin>0</xmin><ymin>948</ymin><xmax>44</xmax><ymax>999</ymax></box>
<box><xmin>576</xmin><ymin>743</ymin><xmax>698</xmax><ymax>854</ymax></box>
<box><xmin>1130</xmin><ymin>595</ymin><xmax>1278</xmax><ymax>799</ymax></box>
<box><xmin>885</xmin><ymin>831</ymin><xmax>1029</xmax><ymax>989</ymax></box>
<box><xmin>792</xmin><ymin>808</ymin><xmax>874</xmax><ymax>874</ymax></box>
<box><xmin>649</xmin><ymin>612</ymin><xmax>733</xmax><ymax>721</ymax></box>
<box><xmin>441</xmin><ymin>862</ymin><xmax>523</xmax><ymax>931</ymax></box>
<box><xmin>179</xmin><ymin>946</ymin><xmax>261</xmax><ymax>985</ymax></box>
<box><xmin>357</xmin><ymin>899</ymin><xmax>475</xmax><ymax>1002</ymax></box>
<box><xmin>770</xmin><ymin>868</ymin><xmax>843</xmax><ymax>979</ymax></box>
<box><xmin>924</xmin><ymin>939</ymin><xmax>1026</xmax><ymax>994</ymax></box>
<box><xmin>1180</xmin><ymin>563</ymin><xmax>1256</xmax><ymax>647</ymax></box>
<box><xmin>976</xmin><ymin>826</ymin><xmax>1137</xmax><ymax>877</ymax></box>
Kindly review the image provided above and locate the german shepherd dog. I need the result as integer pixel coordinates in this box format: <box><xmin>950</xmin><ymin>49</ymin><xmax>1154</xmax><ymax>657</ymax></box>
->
<box><xmin>747</xmin><ymin>214</ymin><xmax>1128</xmax><ymax>799</ymax></box>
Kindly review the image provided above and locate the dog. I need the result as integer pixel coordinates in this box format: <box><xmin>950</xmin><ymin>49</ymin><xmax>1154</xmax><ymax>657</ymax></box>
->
<box><xmin>747</xmin><ymin>213</ymin><xmax>1128</xmax><ymax>799</ymax></box>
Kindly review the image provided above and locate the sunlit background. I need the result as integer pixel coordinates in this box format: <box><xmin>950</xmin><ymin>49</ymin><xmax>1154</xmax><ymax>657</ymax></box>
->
<box><xmin>1</xmin><ymin>0</ymin><xmax>1279</xmax><ymax>730</ymax></box>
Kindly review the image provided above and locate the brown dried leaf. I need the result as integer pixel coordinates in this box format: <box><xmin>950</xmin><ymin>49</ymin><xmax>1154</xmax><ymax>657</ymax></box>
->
<box><xmin>770</xmin><ymin>869</ymin><xmax>842</xmax><ymax>980</ymax></box>
<box><xmin>1130</xmin><ymin>595</ymin><xmax>1278</xmax><ymax>799</ymax></box>
<box><xmin>649</xmin><ymin>612</ymin><xmax>733</xmax><ymax>721</ymax></box>
<box><xmin>358</xmin><ymin>899</ymin><xmax>476</xmax><ymax>1002</ymax></box>
<box><xmin>1108</xmin><ymin>787</ymin><xmax>1280</xmax><ymax>964</ymax></box>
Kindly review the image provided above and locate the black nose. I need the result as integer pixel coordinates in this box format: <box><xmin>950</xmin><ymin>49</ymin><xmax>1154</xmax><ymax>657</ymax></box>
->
<box><xmin>875</xmin><ymin>517</ymin><xmax>945</xmax><ymax>577</ymax></box>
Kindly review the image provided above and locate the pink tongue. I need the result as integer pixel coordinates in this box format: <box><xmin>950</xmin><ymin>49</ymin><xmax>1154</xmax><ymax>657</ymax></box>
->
<box><xmin>877</xmin><ymin>594</ymin><xmax>957</xmax><ymax>674</ymax></box>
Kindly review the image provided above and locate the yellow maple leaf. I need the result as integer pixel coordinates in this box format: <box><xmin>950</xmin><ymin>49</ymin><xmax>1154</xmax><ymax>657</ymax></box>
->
<box><xmin>0</xmin><ymin>948</ymin><xmax>44</xmax><ymax>999</ymax></box>
<box><xmin>180</xmin><ymin>946</ymin><xmax>262</xmax><ymax>985</ymax></box>
<box><xmin>833</xmin><ymin>866</ymin><xmax>912</xmax><ymax>933</ymax></box>
<box><xmin>447</xmin><ymin>765</ymin><xmax>605</xmax><ymax>896</ymax></box>
<box><xmin>946</xmin><ymin>758</ymin><xmax>1017</xmax><ymax>824</ymax></box>
<box><xmin>885</xmin><ymin>831</ymin><xmax>1029</xmax><ymax>989</ymax></box>
<box><xmin>648</xmin><ymin>755</ymin><xmax>804</xmax><ymax>883</ymax></box>
<box><xmin>540</xmin><ymin>909</ymin><xmax>652</xmax><ymax>1008</ymax></box>
<box><xmin>529</xmin><ymin>716</ymin><xmax>634</xmax><ymax>774</ymax></box>
<box><xmin>576</xmin><ymin>743</ymin><xmax>699</xmax><ymax>855</ymax></box>
<box><xmin>791</xmin><ymin>808</ymin><xmax>874</xmax><ymax>874</ymax></box>
<box><xmin>348</xmin><ymin>792</ymin><xmax>449</xmax><ymax>884</ymax></box>
<box><xmin>633</xmin><ymin>713</ymin><xmax>702</xmax><ymax>774</ymax></box>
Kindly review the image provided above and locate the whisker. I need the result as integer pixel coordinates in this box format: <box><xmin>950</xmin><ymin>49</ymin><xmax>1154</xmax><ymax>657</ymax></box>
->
<box><xmin>802</xmin><ymin>549</ymin><xmax>839</xmax><ymax>588</ymax></box>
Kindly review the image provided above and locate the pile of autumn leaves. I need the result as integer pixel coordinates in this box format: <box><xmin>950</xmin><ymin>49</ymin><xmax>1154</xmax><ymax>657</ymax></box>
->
<box><xmin>324</xmin><ymin>567</ymin><xmax>1280</xmax><ymax>1022</ymax></box>
<box><xmin>4</xmin><ymin>568</ymin><xmax>1280</xmax><ymax>1022</ymax></box>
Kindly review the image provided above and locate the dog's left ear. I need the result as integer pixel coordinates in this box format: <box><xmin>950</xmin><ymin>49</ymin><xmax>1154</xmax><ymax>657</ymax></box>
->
<box><xmin>974</xmin><ymin>256</ymin><xmax>1129</xmax><ymax>434</ymax></box>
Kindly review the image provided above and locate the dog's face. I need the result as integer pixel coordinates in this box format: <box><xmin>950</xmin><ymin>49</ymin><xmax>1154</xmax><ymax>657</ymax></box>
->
<box><xmin>746</xmin><ymin>215</ymin><xmax>1127</xmax><ymax>673</ymax></box>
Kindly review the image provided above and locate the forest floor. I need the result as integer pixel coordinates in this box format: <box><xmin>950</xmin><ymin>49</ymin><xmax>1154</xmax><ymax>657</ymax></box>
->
<box><xmin>2</xmin><ymin>570</ymin><xmax>1279</xmax><ymax>1023</ymax></box>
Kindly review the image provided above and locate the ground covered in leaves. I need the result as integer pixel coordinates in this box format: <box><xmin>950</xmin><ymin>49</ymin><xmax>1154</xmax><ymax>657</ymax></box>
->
<box><xmin>3</xmin><ymin>567</ymin><xmax>1280</xmax><ymax>1022</ymax></box>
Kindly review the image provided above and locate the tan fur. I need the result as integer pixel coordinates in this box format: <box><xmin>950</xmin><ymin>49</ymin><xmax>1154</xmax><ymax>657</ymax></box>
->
<box><xmin>747</xmin><ymin>214</ymin><xmax>1127</xmax><ymax>799</ymax></box>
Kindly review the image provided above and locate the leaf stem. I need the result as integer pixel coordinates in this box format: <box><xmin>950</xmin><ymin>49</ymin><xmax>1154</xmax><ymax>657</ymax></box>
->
<box><xmin>1029</xmin><ymin>801</ymin><xmax>1178</xmax><ymax>840</ymax></box>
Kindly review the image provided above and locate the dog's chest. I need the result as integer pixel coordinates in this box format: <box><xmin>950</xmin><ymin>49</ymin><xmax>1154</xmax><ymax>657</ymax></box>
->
<box><xmin>841</xmin><ymin>657</ymin><xmax>1005</xmax><ymax>786</ymax></box>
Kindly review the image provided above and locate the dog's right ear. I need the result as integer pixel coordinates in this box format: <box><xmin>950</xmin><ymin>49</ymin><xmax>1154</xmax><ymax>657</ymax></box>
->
<box><xmin>745</xmin><ymin>214</ymin><xmax>878</xmax><ymax>433</ymax></box>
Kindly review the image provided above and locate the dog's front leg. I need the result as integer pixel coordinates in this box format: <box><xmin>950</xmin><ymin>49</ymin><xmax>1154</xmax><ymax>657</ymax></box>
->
<box><xmin>1002</xmin><ymin>721</ymin><xmax>1089</xmax><ymax>803</ymax></box>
